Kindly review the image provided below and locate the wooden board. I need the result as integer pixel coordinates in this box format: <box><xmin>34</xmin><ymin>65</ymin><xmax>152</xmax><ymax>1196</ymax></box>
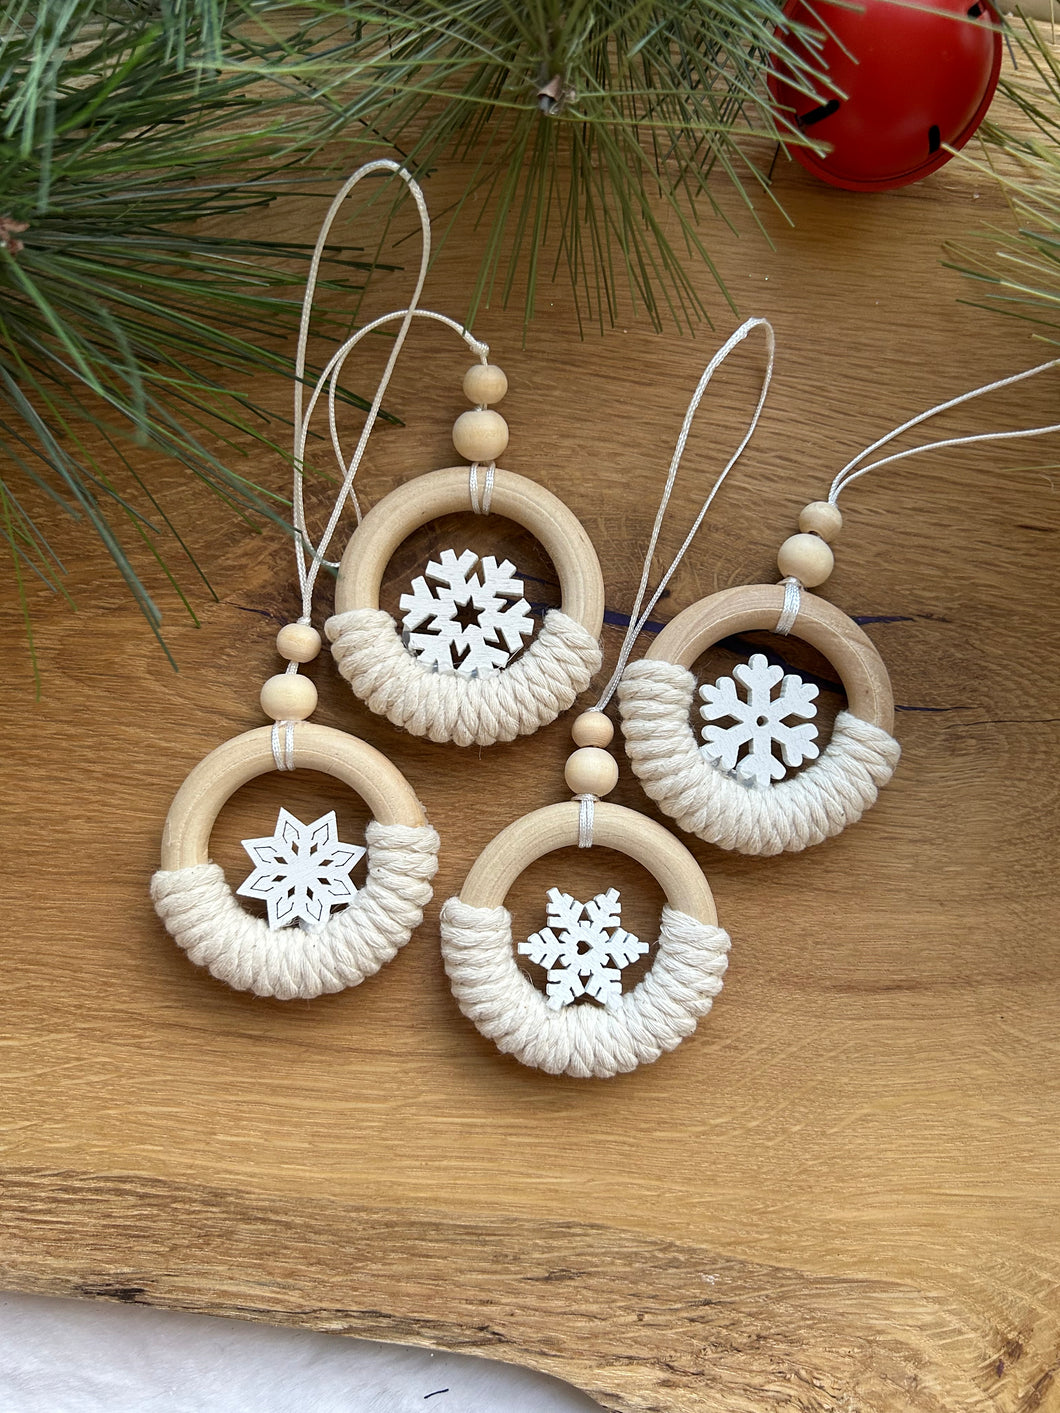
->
<box><xmin>3</xmin><ymin>82</ymin><xmax>1059</xmax><ymax>1412</ymax></box>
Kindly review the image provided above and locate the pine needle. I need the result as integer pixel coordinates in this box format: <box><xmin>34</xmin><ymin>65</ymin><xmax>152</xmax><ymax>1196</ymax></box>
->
<box><xmin>945</xmin><ymin>15</ymin><xmax>1060</xmax><ymax>344</ymax></box>
<box><xmin>289</xmin><ymin>0</ymin><xmax>828</xmax><ymax>334</ymax></box>
<box><xmin>0</xmin><ymin>1</ymin><xmax>372</xmax><ymax>655</ymax></box>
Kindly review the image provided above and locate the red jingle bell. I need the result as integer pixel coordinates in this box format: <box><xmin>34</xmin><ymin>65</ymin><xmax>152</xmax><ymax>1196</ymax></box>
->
<box><xmin>767</xmin><ymin>0</ymin><xmax>1003</xmax><ymax>191</ymax></box>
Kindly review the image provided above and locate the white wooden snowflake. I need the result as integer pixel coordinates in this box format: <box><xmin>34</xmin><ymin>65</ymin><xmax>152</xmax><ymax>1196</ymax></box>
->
<box><xmin>518</xmin><ymin>887</ymin><xmax>649</xmax><ymax>1009</ymax></box>
<box><xmin>399</xmin><ymin>547</ymin><xmax>535</xmax><ymax>677</ymax></box>
<box><xmin>698</xmin><ymin>652</ymin><xmax>819</xmax><ymax>788</ymax></box>
<box><xmin>236</xmin><ymin>808</ymin><xmax>365</xmax><ymax>930</ymax></box>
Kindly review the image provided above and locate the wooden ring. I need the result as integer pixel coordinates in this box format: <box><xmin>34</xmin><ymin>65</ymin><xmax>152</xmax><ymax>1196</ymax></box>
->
<box><xmin>441</xmin><ymin>801</ymin><xmax>730</xmax><ymax>1078</ymax></box>
<box><xmin>460</xmin><ymin>801</ymin><xmax>716</xmax><ymax>922</ymax></box>
<box><xmin>333</xmin><ymin>465</ymin><xmax>605</xmax><ymax>637</ymax></box>
<box><xmin>645</xmin><ymin>583</ymin><xmax>894</xmax><ymax>731</ymax></box>
<box><xmin>160</xmin><ymin>723</ymin><xmax>425</xmax><ymax>871</ymax></box>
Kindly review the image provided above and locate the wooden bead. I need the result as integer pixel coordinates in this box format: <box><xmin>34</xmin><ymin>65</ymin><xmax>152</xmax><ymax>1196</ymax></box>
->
<box><xmin>453</xmin><ymin>409</ymin><xmax>509</xmax><ymax>463</ymax></box>
<box><xmin>564</xmin><ymin>746</ymin><xmax>619</xmax><ymax>798</ymax></box>
<box><xmin>777</xmin><ymin>532</ymin><xmax>834</xmax><ymax>588</ymax></box>
<box><xmin>463</xmin><ymin>363</ymin><xmax>508</xmax><ymax>405</ymax></box>
<box><xmin>571</xmin><ymin>710</ymin><xmax>614</xmax><ymax>748</ymax></box>
<box><xmin>276</xmin><ymin>623</ymin><xmax>322</xmax><ymax>663</ymax></box>
<box><xmin>798</xmin><ymin>501</ymin><xmax>843</xmax><ymax>542</ymax></box>
<box><xmin>260</xmin><ymin>673</ymin><xmax>317</xmax><ymax>722</ymax></box>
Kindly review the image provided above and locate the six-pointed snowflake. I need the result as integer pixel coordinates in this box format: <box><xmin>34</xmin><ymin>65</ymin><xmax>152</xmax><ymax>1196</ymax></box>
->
<box><xmin>237</xmin><ymin>808</ymin><xmax>365</xmax><ymax>930</ymax></box>
<box><xmin>399</xmin><ymin>547</ymin><xmax>535</xmax><ymax>677</ymax></box>
<box><xmin>699</xmin><ymin>652</ymin><xmax>819</xmax><ymax>788</ymax></box>
<box><xmin>519</xmin><ymin>887</ymin><xmax>649</xmax><ymax>1009</ymax></box>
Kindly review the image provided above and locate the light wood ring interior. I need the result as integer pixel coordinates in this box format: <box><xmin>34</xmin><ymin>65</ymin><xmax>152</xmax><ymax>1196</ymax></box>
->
<box><xmin>460</xmin><ymin>800</ymin><xmax>717</xmax><ymax>924</ymax></box>
<box><xmin>333</xmin><ymin>466</ymin><xmax>605</xmax><ymax>638</ymax></box>
<box><xmin>160</xmin><ymin>723</ymin><xmax>425</xmax><ymax>871</ymax></box>
<box><xmin>645</xmin><ymin>583</ymin><xmax>894</xmax><ymax>733</ymax></box>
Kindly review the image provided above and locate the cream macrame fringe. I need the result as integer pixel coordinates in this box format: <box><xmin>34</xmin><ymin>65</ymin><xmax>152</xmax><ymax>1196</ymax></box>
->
<box><xmin>440</xmin><ymin>897</ymin><xmax>731</xmax><ymax>1078</ymax></box>
<box><xmin>326</xmin><ymin>607</ymin><xmax>602</xmax><ymax>747</ymax></box>
<box><xmin>151</xmin><ymin>821</ymin><xmax>440</xmax><ymax>1000</ymax></box>
<box><xmin>617</xmin><ymin>660</ymin><xmax>901</xmax><ymax>855</ymax></box>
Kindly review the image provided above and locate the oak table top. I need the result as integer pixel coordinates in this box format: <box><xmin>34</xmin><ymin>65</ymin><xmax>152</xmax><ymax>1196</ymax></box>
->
<box><xmin>3</xmin><ymin>96</ymin><xmax>1059</xmax><ymax>1413</ymax></box>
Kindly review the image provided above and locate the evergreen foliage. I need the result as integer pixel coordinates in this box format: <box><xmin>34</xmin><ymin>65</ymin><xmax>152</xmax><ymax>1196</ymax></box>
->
<box><xmin>298</xmin><ymin>0</ymin><xmax>828</xmax><ymax>332</ymax></box>
<box><xmin>948</xmin><ymin>19</ymin><xmax>1060</xmax><ymax>344</ymax></box>
<box><xmin>2</xmin><ymin>0</ymin><xmax>828</xmax><ymax>667</ymax></box>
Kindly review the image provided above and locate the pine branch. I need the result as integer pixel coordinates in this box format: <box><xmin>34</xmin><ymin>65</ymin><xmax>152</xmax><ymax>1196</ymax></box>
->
<box><xmin>944</xmin><ymin>16</ymin><xmax>1060</xmax><ymax>344</ymax></box>
<box><xmin>281</xmin><ymin>0</ymin><xmax>828</xmax><ymax>334</ymax></box>
<box><xmin>2</xmin><ymin>0</ymin><xmax>831</xmax><ymax>677</ymax></box>
<box><xmin>0</xmin><ymin>1</ymin><xmax>374</xmax><ymax>673</ymax></box>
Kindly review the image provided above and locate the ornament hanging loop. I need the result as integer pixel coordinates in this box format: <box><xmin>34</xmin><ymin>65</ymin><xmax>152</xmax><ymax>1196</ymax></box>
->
<box><xmin>594</xmin><ymin>316</ymin><xmax>776</xmax><ymax>712</ymax></box>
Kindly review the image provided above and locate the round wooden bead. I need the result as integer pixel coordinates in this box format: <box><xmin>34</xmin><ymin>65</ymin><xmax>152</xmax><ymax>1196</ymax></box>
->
<box><xmin>463</xmin><ymin>363</ymin><xmax>508</xmax><ymax>406</ymax></box>
<box><xmin>777</xmin><ymin>532</ymin><xmax>835</xmax><ymax>588</ymax></box>
<box><xmin>453</xmin><ymin>408</ymin><xmax>509</xmax><ymax>463</ymax></box>
<box><xmin>276</xmin><ymin>623</ymin><xmax>322</xmax><ymax>663</ymax></box>
<box><xmin>797</xmin><ymin>500</ymin><xmax>843</xmax><ymax>542</ymax></box>
<box><xmin>260</xmin><ymin>672</ymin><xmax>317</xmax><ymax>722</ymax></box>
<box><xmin>571</xmin><ymin>710</ymin><xmax>614</xmax><ymax>748</ymax></box>
<box><xmin>564</xmin><ymin>746</ymin><xmax>619</xmax><ymax>798</ymax></box>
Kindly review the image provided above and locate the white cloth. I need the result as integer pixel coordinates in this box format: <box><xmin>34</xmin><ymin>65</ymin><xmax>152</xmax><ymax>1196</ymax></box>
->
<box><xmin>0</xmin><ymin>1291</ymin><xmax>598</xmax><ymax>1413</ymax></box>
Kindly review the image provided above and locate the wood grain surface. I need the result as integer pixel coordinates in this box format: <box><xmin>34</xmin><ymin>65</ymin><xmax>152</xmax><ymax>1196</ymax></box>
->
<box><xmin>3</xmin><ymin>80</ymin><xmax>1059</xmax><ymax>1412</ymax></box>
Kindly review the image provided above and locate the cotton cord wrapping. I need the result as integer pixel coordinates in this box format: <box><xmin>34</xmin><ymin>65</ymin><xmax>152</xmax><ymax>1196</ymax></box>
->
<box><xmin>618</xmin><ymin>661</ymin><xmax>900</xmax><ymax>855</ymax></box>
<box><xmin>577</xmin><ymin>794</ymin><xmax>595</xmax><ymax>848</ymax></box>
<box><xmin>468</xmin><ymin>462</ymin><xmax>495</xmax><ymax>514</ymax></box>
<box><xmin>775</xmin><ymin>577</ymin><xmax>801</xmax><ymax>635</ymax></box>
<box><xmin>270</xmin><ymin>721</ymin><xmax>295</xmax><ymax>771</ymax></box>
<box><xmin>327</xmin><ymin>608</ymin><xmax>601</xmax><ymax>746</ymax></box>
<box><xmin>439</xmin><ymin>897</ymin><xmax>730</xmax><ymax>1078</ymax></box>
<box><xmin>152</xmin><ymin>822</ymin><xmax>440</xmax><ymax>1000</ymax></box>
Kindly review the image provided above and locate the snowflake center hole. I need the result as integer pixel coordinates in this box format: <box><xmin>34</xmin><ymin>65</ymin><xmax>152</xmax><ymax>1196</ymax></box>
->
<box><xmin>450</xmin><ymin>598</ymin><xmax>482</xmax><ymax>635</ymax></box>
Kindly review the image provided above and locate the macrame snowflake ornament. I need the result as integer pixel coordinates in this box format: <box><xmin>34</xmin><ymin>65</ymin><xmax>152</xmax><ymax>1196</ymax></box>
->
<box><xmin>519</xmin><ymin>887</ymin><xmax>649</xmax><ymax>1009</ymax></box>
<box><xmin>399</xmin><ymin>548</ymin><xmax>535</xmax><ymax>677</ymax></box>
<box><xmin>699</xmin><ymin>652</ymin><xmax>819</xmax><ymax>788</ymax></box>
<box><xmin>237</xmin><ymin>808</ymin><xmax>365</xmax><ymax>930</ymax></box>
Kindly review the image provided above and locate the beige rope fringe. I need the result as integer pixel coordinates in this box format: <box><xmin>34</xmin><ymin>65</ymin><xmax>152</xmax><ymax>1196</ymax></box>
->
<box><xmin>326</xmin><ymin>607</ymin><xmax>602</xmax><ymax>747</ymax></box>
<box><xmin>618</xmin><ymin>660</ymin><xmax>900</xmax><ymax>856</ymax></box>
<box><xmin>152</xmin><ymin>822</ymin><xmax>440</xmax><ymax>1000</ymax></box>
<box><xmin>440</xmin><ymin>897</ymin><xmax>731</xmax><ymax>1079</ymax></box>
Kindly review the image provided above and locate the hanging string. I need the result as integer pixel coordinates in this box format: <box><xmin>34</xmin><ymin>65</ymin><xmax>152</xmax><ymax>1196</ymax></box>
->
<box><xmin>593</xmin><ymin>317</ymin><xmax>776</xmax><ymax>711</ymax></box>
<box><xmin>829</xmin><ymin>357</ymin><xmax>1060</xmax><ymax>502</ymax></box>
<box><xmin>289</xmin><ymin>159</ymin><xmax>489</xmax><ymax>634</ymax></box>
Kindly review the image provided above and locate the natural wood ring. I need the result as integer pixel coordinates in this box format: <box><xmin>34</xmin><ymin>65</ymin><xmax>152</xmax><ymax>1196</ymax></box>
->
<box><xmin>334</xmin><ymin>465</ymin><xmax>605</xmax><ymax>637</ymax></box>
<box><xmin>160</xmin><ymin>723</ymin><xmax>426</xmax><ymax>871</ymax></box>
<box><xmin>460</xmin><ymin>801</ymin><xmax>717</xmax><ymax>924</ymax></box>
<box><xmin>645</xmin><ymin>583</ymin><xmax>894</xmax><ymax>731</ymax></box>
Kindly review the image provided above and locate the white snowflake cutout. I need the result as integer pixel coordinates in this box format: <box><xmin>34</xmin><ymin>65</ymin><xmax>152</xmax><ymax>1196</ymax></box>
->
<box><xmin>399</xmin><ymin>547</ymin><xmax>535</xmax><ymax>677</ymax></box>
<box><xmin>699</xmin><ymin>652</ymin><xmax>819</xmax><ymax>788</ymax></box>
<box><xmin>237</xmin><ymin>808</ymin><xmax>365</xmax><ymax>930</ymax></box>
<box><xmin>519</xmin><ymin>887</ymin><xmax>649</xmax><ymax>1009</ymax></box>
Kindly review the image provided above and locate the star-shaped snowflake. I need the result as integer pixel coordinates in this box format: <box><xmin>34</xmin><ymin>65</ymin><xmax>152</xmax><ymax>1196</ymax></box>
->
<box><xmin>518</xmin><ymin>887</ymin><xmax>649</xmax><ymax>1009</ymax></box>
<box><xmin>236</xmin><ymin>808</ymin><xmax>365</xmax><ymax>930</ymax></box>
<box><xmin>399</xmin><ymin>547</ymin><xmax>535</xmax><ymax>677</ymax></box>
<box><xmin>698</xmin><ymin>652</ymin><xmax>819</xmax><ymax>788</ymax></box>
